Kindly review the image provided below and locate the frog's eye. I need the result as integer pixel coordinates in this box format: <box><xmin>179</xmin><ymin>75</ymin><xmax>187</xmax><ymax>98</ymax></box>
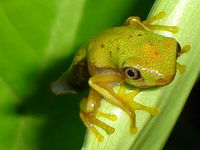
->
<box><xmin>176</xmin><ymin>42</ymin><xmax>181</xmax><ymax>56</ymax></box>
<box><xmin>124</xmin><ymin>67</ymin><xmax>141</xmax><ymax>80</ymax></box>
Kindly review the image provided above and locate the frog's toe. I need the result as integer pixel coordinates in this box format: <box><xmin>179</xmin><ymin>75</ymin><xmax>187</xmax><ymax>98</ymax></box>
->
<box><xmin>90</xmin><ymin>114</ymin><xmax>115</xmax><ymax>135</ymax></box>
<box><xmin>95</xmin><ymin>111</ymin><xmax>117</xmax><ymax>121</ymax></box>
<box><xmin>150</xmin><ymin>107</ymin><xmax>160</xmax><ymax>115</ymax></box>
<box><xmin>130</xmin><ymin>127</ymin><xmax>137</xmax><ymax>134</ymax></box>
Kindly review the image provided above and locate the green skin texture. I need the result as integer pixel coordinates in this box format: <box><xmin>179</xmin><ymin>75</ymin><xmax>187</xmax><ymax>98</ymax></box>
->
<box><xmin>73</xmin><ymin>25</ymin><xmax>178</xmax><ymax>88</ymax></box>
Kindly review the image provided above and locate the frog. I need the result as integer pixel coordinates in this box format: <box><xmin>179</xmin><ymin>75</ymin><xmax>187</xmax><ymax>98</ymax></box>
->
<box><xmin>51</xmin><ymin>12</ymin><xmax>190</xmax><ymax>142</ymax></box>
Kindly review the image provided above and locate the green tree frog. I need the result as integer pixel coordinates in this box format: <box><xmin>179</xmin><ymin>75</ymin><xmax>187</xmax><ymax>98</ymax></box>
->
<box><xmin>51</xmin><ymin>12</ymin><xmax>190</xmax><ymax>141</ymax></box>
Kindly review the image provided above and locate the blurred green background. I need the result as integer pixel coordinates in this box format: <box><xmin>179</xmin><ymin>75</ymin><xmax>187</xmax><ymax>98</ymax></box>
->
<box><xmin>0</xmin><ymin>0</ymin><xmax>199</xmax><ymax>150</ymax></box>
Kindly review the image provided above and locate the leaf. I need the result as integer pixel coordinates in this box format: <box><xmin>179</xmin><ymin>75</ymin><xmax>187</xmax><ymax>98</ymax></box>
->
<box><xmin>0</xmin><ymin>0</ymin><xmax>155</xmax><ymax>150</ymax></box>
<box><xmin>82</xmin><ymin>0</ymin><xmax>200</xmax><ymax>149</ymax></box>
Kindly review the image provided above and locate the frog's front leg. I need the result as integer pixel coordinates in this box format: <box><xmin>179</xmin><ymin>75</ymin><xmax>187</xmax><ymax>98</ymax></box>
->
<box><xmin>124</xmin><ymin>11</ymin><xmax>178</xmax><ymax>34</ymax></box>
<box><xmin>89</xmin><ymin>74</ymin><xmax>159</xmax><ymax>134</ymax></box>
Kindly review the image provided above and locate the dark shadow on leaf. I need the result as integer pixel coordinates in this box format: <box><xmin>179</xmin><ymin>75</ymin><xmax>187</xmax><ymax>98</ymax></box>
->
<box><xmin>16</xmin><ymin>54</ymin><xmax>87</xmax><ymax>150</ymax></box>
<box><xmin>164</xmin><ymin>82</ymin><xmax>200</xmax><ymax>150</ymax></box>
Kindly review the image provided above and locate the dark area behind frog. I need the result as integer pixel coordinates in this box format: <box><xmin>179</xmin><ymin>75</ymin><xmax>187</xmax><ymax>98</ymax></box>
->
<box><xmin>164</xmin><ymin>81</ymin><xmax>200</xmax><ymax>150</ymax></box>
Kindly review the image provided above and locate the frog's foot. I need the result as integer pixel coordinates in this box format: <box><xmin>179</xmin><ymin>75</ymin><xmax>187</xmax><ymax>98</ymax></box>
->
<box><xmin>116</xmin><ymin>85</ymin><xmax>159</xmax><ymax>134</ymax></box>
<box><xmin>80</xmin><ymin>89</ymin><xmax>117</xmax><ymax>142</ymax></box>
<box><xmin>176</xmin><ymin>44</ymin><xmax>191</xmax><ymax>73</ymax></box>
<box><xmin>80</xmin><ymin>110</ymin><xmax>116</xmax><ymax>142</ymax></box>
<box><xmin>124</xmin><ymin>11</ymin><xmax>178</xmax><ymax>34</ymax></box>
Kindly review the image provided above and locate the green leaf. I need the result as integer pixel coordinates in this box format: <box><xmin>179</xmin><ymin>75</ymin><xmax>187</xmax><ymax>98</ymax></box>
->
<box><xmin>82</xmin><ymin>0</ymin><xmax>200</xmax><ymax>150</ymax></box>
<box><xmin>0</xmin><ymin>0</ymin><xmax>155</xmax><ymax>150</ymax></box>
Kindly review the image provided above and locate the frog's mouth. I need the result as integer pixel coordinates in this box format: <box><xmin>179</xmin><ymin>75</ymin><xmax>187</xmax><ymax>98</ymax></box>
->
<box><xmin>126</xmin><ymin>74</ymin><xmax>175</xmax><ymax>88</ymax></box>
<box><xmin>157</xmin><ymin>75</ymin><xmax>175</xmax><ymax>86</ymax></box>
<box><xmin>147</xmin><ymin>75</ymin><xmax>175</xmax><ymax>88</ymax></box>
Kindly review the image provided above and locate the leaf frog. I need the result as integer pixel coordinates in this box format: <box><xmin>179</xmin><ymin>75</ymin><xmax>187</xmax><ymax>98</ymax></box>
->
<box><xmin>51</xmin><ymin>12</ymin><xmax>190</xmax><ymax>141</ymax></box>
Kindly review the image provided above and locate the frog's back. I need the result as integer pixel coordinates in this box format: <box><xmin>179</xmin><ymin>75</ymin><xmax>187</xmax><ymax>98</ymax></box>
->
<box><xmin>87</xmin><ymin>26</ymin><xmax>170</xmax><ymax>74</ymax></box>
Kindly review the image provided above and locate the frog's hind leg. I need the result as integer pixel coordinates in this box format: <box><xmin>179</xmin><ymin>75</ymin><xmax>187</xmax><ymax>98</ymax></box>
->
<box><xmin>80</xmin><ymin>88</ymin><xmax>117</xmax><ymax>142</ymax></box>
<box><xmin>124</xmin><ymin>12</ymin><xmax>178</xmax><ymax>34</ymax></box>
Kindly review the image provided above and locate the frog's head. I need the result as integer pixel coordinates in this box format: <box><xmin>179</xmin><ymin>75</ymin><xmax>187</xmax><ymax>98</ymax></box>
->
<box><xmin>122</xmin><ymin>38</ymin><xmax>180</xmax><ymax>88</ymax></box>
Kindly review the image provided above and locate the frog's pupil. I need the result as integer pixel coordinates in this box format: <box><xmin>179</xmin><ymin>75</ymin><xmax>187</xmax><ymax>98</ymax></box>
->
<box><xmin>127</xmin><ymin>70</ymin><xmax>135</xmax><ymax>77</ymax></box>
